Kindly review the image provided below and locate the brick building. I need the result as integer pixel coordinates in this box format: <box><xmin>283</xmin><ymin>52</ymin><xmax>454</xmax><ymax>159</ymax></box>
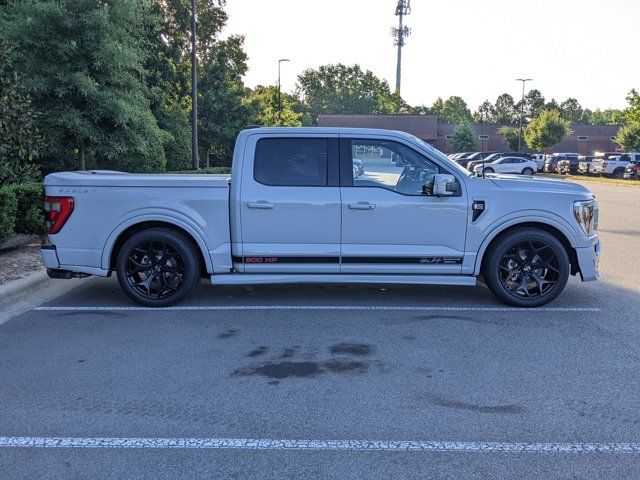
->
<box><xmin>317</xmin><ymin>114</ymin><xmax>621</xmax><ymax>155</ymax></box>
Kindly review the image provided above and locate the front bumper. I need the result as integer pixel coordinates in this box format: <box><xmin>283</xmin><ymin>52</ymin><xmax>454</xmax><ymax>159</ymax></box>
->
<box><xmin>575</xmin><ymin>240</ymin><xmax>601</xmax><ymax>282</ymax></box>
<box><xmin>623</xmin><ymin>172</ymin><xmax>639</xmax><ymax>180</ymax></box>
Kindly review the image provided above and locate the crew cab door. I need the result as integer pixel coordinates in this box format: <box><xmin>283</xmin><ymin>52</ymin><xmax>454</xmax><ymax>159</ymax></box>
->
<box><xmin>339</xmin><ymin>136</ymin><xmax>468</xmax><ymax>274</ymax></box>
<box><xmin>236</xmin><ymin>134</ymin><xmax>341</xmax><ymax>273</ymax></box>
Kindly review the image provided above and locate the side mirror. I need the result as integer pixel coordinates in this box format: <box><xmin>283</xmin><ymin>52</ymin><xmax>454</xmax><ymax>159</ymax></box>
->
<box><xmin>429</xmin><ymin>174</ymin><xmax>459</xmax><ymax>196</ymax></box>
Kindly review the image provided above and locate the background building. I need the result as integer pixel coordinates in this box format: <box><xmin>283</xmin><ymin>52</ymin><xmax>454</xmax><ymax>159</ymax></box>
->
<box><xmin>317</xmin><ymin>114</ymin><xmax>621</xmax><ymax>154</ymax></box>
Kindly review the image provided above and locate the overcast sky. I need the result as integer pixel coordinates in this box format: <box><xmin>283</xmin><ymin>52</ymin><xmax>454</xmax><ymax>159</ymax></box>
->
<box><xmin>223</xmin><ymin>0</ymin><xmax>637</xmax><ymax>111</ymax></box>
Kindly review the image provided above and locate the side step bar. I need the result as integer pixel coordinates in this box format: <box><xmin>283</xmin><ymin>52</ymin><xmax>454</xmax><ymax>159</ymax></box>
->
<box><xmin>210</xmin><ymin>274</ymin><xmax>476</xmax><ymax>287</ymax></box>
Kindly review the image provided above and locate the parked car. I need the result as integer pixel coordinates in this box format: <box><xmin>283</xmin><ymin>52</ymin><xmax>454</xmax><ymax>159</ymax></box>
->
<box><xmin>577</xmin><ymin>155</ymin><xmax>596</xmax><ymax>175</ymax></box>
<box><xmin>623</xmin><ymin>160</ymin><xmax>640</xmax><ymax>180</ymax></box>
<box><xmin>467</xmin><ymin>152</ymin><xmax>532</xmax><ymax>172</ymax></box>
<box><xmin>544</xmin><ymin>153</ymin><xmax>579</xmax><ymax>173</ymax></box>
<box><xmin>455</xmin><ymin>151</ymin><xmax>497</xmax><ymax>168</ymax></box>
<box><xmin>353</xmin><ymin>158</ymin><xmax>364</xmax><ymax>176</ymax></box>
<box><xmin>557</xmin><ymin>156</ymin><xmax>581</xmax><ymax>175</ymax></box>
<box><xmin>41</xmin><ymin>127</ymin><xmax>600</xmax><ymax>308</ymax></box>
<box><xmin>531</xmin><ymin>154</ymin><xmax>546</xmax><ymax>172</ymax></box>
<box><xmin>474</xmin><ymin>157</ymin><xmax>538</xmax><ymax>176</ymax></box>
<box><xmin>590</xmin><ymin>153</ymin><xmax>638</xmax><ymax>178</ymax></box>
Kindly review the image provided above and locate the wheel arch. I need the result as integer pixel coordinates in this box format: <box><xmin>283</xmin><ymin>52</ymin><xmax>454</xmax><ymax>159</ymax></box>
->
<box><xmin>474</xmin><ymin>220</ymin><xmax>579</xmax><ymax>277</ymax></box>
<box><xmin>102</xmin><ymin>217</ymin><xmax>212</xmax><ymax>275</ymax></box>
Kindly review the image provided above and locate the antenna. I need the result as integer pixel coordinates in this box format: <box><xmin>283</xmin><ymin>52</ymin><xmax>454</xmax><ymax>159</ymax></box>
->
<box><xmin>391</xmin><ymin>0</ymin><xmax>411</xmax><ymax>94</ymax></box>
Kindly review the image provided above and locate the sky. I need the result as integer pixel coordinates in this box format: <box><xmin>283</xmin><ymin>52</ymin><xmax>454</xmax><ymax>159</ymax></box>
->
<box><xmin>223</xmin><ymin>0</ymin><xmax>638</xmax><ymax>112</ymax></box>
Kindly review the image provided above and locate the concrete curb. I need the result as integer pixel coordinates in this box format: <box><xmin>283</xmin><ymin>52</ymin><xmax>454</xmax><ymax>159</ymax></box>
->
<box><xmin>0</xmin><ymin>268</ymin><xmax>90</xmax><ymax>325</ymax></box>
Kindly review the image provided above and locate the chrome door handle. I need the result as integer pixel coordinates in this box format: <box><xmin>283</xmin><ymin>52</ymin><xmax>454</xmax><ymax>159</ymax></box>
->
<box><xmin>247</xmin><ymin>201</ymin><xmax>274</xmax><ymax>209</ymax></box>
<box><xmin>348</xmin><ymin>202</ymin><xmax>376</xmax><ymax>210</ymax></box>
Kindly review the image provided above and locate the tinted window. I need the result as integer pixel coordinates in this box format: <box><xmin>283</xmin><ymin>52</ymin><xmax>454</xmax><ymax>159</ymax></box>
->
<box><xmin>346</xmin><ymin>139</ymin><xmax>440</xmax><ymax>196</ymax></box>
<box><xmin>254</xmin><ymin>138</ymin><xmax>328</xmax><ymax>186</ymax></box>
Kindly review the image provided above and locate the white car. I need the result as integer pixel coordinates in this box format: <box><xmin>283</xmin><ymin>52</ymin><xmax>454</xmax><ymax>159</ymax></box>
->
<box><xmin>41</xmin><ymin>127</ymin><xmax>600</xmax><ymax>308</ymax></box>
<box><xmin>531</xmin><ymin>154</ymin><xmax>546</xmax><ymax>172</ymax></box>
<box><xmin>474</xmin><ymin>157</ymin><xmax>538</xmax><ymax>176</ymax></box>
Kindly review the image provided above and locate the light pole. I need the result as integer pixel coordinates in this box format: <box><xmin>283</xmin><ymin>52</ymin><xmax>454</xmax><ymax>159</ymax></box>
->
<box><xmin>516</xmin><ymin>78</ymin><xmax>532</xmax><ymax>152</ymax></box>
<box><xmin>277</xmin><ymin>59</ymin><xmax>290</xmax><ymax>126</ymax></box>
<box><xmin>191</xmin><ymin>0</ymin><xmax>198</xmax><ymax>170</ymax></box>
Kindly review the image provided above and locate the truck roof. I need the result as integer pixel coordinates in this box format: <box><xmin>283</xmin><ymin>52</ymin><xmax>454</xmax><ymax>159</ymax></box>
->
<box><xmin>239</xmin><ymin>126</ymin><xmax>421</xmax><ymax>140</ymax></box>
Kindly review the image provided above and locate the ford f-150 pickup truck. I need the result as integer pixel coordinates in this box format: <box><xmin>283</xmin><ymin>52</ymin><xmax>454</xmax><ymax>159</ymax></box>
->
<box><xmin>41</xmin><ymin>127</ymin><xmax>601</xmax><ymax>308</ymax></box>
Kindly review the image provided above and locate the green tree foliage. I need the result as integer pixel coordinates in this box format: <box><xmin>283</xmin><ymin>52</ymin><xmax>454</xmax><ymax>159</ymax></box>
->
<box><xmin>296</xmin><ymin>64</ymin><xmax>401</xmax><ymax>124</ymax></box>
<box><xmin>0</xmin><ymin>37</ymin><xmax>42</xmax><ymax>186</ymax></box>
<box><xmin>559</xmin><ymin>98</ymin><xmax>583</xmax><ymax>123</ymax></box>
<box><xmin>622</xmin><ymin>89</ymin><xmax>640</xmax><ymax>124</ymax></box>
<box><xmin>3</xmin><ymin>0</ymin><xmax>167</xmax><ymax>173</ymax></box>
<box><xmin>615</xmin><ymin>122</ymin><xmax>640</xmax><ymax>151</ymax></box>
<box><xmin>494</xmin><ymin>93</ymin><xmax>517</xmax><ymax>125</ymax></box>
<box><xmin>440</xmin><ymin>96</ymin><xmax>473</xmax><ymax>124</ymax></box>
<box><xmin>521</xmin><ymin>89</ymin><xmax>545</xmax><ymax>119</ymax></box>
<box><xmin>473</xmin><ymin>100</ymin><xmax>496</xmax><ymax>122</ymax></box>
<box><xmin>451</xmin><ymin>123</ymin><xmax>477</xmax><ymax>152</ymax></box>
<box><xmin>247</xmin><ymin>85</ymin><xmax>303</xmax><ymax>127</ymax></box>
<box><xmin>525</xmin><ymin>109</ymin><xmax>571</xmax><ymax>151</ymax></box>
<box><xmin>497</xmin><ymin>126</ymin><xmax>521</xmax><ymax>152</ymax></box>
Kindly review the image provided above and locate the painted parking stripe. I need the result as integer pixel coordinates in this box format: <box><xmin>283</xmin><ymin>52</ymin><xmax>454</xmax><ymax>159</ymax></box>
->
<box><xmin>33</xmin><ymin>305</ymin><xmax>600</xmax><ymax>312</ymax></box>
<box><xmin>0</xmin><ymin>436</ymin><xmax>637</xmax><ymax>453</ymax></box>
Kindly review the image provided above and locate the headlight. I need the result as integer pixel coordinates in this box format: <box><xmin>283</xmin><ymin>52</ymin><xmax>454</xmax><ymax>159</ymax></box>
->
<box><xmin>573</xmin><ymin>199</ymin><xmax>599</xmax><ymax>236</ymax></box>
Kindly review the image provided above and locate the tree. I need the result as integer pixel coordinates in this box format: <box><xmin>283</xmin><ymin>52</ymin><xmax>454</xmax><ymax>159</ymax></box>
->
<box><xmin>296</xmin><ymin>64</ymin><xmax>401</xmax><ymax>124</ymax></box>
<box><xmin>622</xmin><ymin>89</ymin><xmax>640</xmax><ymax>124</ymax></box>
<box><xmin>497</xmin><ymin>126</ymin><xmax>521</xmax><ymax>152</ymax></box>
<box><xmin>474</xmin><ymin>100</ymin><xmax>496</xmax><ymax>123</ymax></box>
<box><xmin>560</xmin><ymin>98</ymin><xmax>583</xmax><ymax>123</ymax></box>
<box><xmin>544</xmin><ymin>98</ymin><xmax>561</xmax><ymax>112</ymax></box>
<box><xmin>615</xmin><ymin>122</ymin><xmax>640</xmax><ymax>151</ymax></box>
<box><xmin>3</xmin><ymin>0</ymin><xmax>167</xmax><ymax>173</ymax></box>
<box><xmin>440</xmin><ymin>96</ymin><xmax>473</xmax><ymax>124</ymax></box>
<box><xmin>522</xmin><ymin>89</ymin><xmax>545</xmax><ymax>119</ymax></box>
<box><xmin>451</xmin><ymin>123</ymin><xmax>477</xmax><ymax>152</ymax></box>
<box><xmin>524</xmin><ymin>109</ymin><xmax>571</xmax><ymax>151</ymax></box>
<box><xmin>0</xmin><ymin>37</ymin><xmax>42</xmax><ymax>186</ymax></box>
<box><xmin>429</xmin><ymin>97</ymin><xmax>445</xmax><ymax>118</ymax></box>
<box><xmin>247</xmin><ymin>85</ymin><xmax>302</xmax><ymax>127</ymax></box>
<box><xmin>494</xmin><ymin>93</ymin><xmax>517</xmax><ymax>125</ymax></box>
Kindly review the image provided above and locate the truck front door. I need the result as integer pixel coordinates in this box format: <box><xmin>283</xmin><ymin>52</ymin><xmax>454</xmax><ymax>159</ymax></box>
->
<box><xmin>237</xmin><ymin>134</ymin><xmax>341</xmax><ymax>273</ymax></box>
<box><xmin>339</xmin><ymin>137</ymin><xmax>468</xmax><ymax>274</ymax></box>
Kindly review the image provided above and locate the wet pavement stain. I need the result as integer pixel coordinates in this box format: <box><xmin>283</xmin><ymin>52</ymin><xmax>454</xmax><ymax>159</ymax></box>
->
<box><xmin>248</xmin><ymin>346</ymin><xmax>268</xmax><ymax>357</ymax></box>
<box><xmin>232</xmin><ymin>360</ymin><xmax>370</xmax><ymax>380</ymax></box>
<box><xmin>426</xmin><ymin>394</ymin><xmax>527</xmax><ymax>415</ymax></box>
<box><xmin>322</xmin><ymin>360</ymin><xmax>368</xmax><ymax>373</ymax></box>
<box><xmin>217</xmin><ymin>329</ymin><xmax>239</xmax><ymax>339</ymax></box>
<box><xmin>329</xmin><ymin>343</ymin><xmax>373</xmax><ymax>356</ymax></box>
<box><xmin>279</xmin><ymin>347</ymin><xmax>297</xmax><ymax>359</ymax></box>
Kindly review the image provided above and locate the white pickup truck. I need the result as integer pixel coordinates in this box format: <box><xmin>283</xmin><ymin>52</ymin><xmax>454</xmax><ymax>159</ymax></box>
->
<box><xmin>41</xmin><ymin>127</ymin><xmax>601</xmax><ymax>308</ymax></box>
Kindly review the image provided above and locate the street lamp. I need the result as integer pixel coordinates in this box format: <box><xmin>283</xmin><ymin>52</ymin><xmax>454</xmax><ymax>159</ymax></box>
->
<box><xmin>278</xmin><ymin>59</ymin><xmax>290</xmax><ymax>126</ymax></box>
<box><xmin>516</xmin><ymin>78</ymin><xmax>533</xmax><ymax>152</ymax></box>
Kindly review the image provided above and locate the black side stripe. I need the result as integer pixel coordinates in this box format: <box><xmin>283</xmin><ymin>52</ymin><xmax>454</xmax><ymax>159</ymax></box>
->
<box><xmin>232</xmin><ymin>256</ymin><xmax>463</xmax><ymax>265</ymax></box>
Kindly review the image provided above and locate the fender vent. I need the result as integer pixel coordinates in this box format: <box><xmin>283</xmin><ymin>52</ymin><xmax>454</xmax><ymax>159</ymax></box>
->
<box><xmin>472</xmin><ymin>201</ymin><xmax>485</xmax><ymax>222</ymax></box>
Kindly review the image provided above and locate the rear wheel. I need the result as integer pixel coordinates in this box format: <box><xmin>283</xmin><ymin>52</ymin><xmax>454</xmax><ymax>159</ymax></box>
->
<box><xmin>482</xmin><ymin>228</ymin><xmax>570</xmax><ymax>307</ymax></box>
<box><xmin>116</xmin><ymin>228</ymin><xmax>201</xmax><ymax>307</ymax></box>
<box><xmin>522</xmin><ymin>167</ymin><xmax>534</xmax><ymax>175</ymax></box>
<box><xmin>483</xmin><ymin>167</ymin><xmax>494</xmax><ymax>174</ymax></box>
<box><xmin>613</xmin><ymin>168</ymin><xmax>625</xmax><ymax>179</ymax></box>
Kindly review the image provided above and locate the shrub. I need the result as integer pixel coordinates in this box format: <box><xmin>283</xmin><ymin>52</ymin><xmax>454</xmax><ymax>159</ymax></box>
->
<box><xmin>4</xmin><ymin>182</ymin><xmax>44</xmax><ymax>235</ymax></box>
<box><xmin>170</xmin><ymin>167</ymin><xmax>231</xmax><ymax>174</ymax></box>
<box><xmin>0</xmin><ymin>186</ymin><xmax>17</xmax><ymax>244</ymax></box>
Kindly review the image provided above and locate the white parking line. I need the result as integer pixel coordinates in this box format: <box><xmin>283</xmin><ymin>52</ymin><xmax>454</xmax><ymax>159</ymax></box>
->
<box><xmin>33</xmin><ymin>305</ymin><xmax>600</xmax><ymax>312</ymax></box>
<box><xmin>0</xmin><ymin>436</ymin><xmax>637</xmax><ymax>453</ymax></box>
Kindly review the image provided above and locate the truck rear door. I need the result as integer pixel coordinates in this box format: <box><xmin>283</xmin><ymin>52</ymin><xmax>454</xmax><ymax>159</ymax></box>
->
<box><xmin>236</xmin><ymin>134</ymin><xmax>341</xmax><ymax>273</ymax></box>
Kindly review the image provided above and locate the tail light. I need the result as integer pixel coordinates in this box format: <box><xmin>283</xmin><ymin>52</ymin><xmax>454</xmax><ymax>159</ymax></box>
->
<box><xmin>44</xmin><ymin>196</ymin><xmax>74</xmax><ymax>234</ymax></box>
<box><xmin>602</xmin><ymin>161</ymin><xmax>608</xmax><ymax>168</ymax></box>
<box><xmin>636</xmin><ymin>165</ymin><xmax>640</xmax><ymax>173</ymax></box>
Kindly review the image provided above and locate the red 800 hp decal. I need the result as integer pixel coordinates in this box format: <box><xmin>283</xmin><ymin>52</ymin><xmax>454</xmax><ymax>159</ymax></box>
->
<box><xmin>244</xmin><ymin>257</ymin><xmax>278</xmax><ymax>263</ymax></box>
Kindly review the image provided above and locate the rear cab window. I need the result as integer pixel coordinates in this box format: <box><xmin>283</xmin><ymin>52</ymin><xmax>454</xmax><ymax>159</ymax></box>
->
<box><xmin>254</xmin><ymin>138</ymin><xmax>329</xmax><ymax>186</ymax></box>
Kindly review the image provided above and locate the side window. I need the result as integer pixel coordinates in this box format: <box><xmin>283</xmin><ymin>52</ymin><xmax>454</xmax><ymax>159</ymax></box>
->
<box><xmin>345</xmin><ymin>139</ymin><xmax>440</xmax><ymax>196</ymax></box>
<box><xmin>254</xmin><ymin>138</ymin><xmax>328</xmax><ymax>186</ymax></box>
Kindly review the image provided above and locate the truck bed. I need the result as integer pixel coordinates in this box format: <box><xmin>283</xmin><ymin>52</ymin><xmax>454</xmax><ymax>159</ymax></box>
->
<box><xmin>45</xmin><ymin>170</ymin><xmax>230</xmax><ymax>188</ymax></box>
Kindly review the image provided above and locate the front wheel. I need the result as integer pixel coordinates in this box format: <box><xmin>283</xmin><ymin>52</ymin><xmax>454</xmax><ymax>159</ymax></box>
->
<box><xmin>482</xmin><ymin>228</ymin><xmax>570</xmax><ymax>307</ymax></box>
<box><xmin>116</xmin><ymin>228</ymin><xmax>201</xmax><ymax>307</ymax></box>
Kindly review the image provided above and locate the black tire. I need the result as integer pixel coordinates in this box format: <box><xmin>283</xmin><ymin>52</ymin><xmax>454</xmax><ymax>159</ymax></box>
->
<box><xmin>613</xmin><ymin>168</ymin><xmax>625</xmax><ymax>179</ymax></box>
<box><xmin>522</xmin><ymin>167</ymin><xmax>534</xmax><ymax>175</ymax></box>
<box><xmin>482</xmin><ymin>228</ymin><xmax>570</xmax><ymax>307</ymax></box>
<box><xmin>116</xmin><ymin>228</ymin><xmax>201</xmax><ymax>307</ymax></box>
<box><xmin>484</xmin><ymin>167</ymin><xmax>494</xmax><ymax>174</ymax></box>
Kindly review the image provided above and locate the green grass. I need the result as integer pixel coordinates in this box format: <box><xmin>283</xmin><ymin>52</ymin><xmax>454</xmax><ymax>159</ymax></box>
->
<box><xmin>541</xmin><ymin>173</ymin><xmax>640</xmax><ymax>187</ymax></box>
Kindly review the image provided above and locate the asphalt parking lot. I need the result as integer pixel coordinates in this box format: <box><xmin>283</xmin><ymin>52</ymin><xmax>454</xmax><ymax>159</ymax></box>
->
<box><xmin>1</xmin><ymin>180</ymin><xmax>640</xmax><ymax>479</ymax></box>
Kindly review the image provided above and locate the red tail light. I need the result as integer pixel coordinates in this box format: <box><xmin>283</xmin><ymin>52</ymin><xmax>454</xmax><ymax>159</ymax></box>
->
<box><xmin>44</xmin><ymin>196</ymin><xmax>74</xmax><ymax>234</ymax></box>
<box><xmin>602</xmin><ymin>161</ymin><xmax>608</xmax><ymax>168</ymax></box>
<box><xmin>636</xmin><ymin>165</ymin><xmax>640</xmax><ymax>173</ymax></box>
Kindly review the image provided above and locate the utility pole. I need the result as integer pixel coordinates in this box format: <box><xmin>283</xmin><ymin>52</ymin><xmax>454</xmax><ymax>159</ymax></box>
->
<box><xmin>278</xmin><ymin>59</ymin><xmax>290</xmax><ymax>126</ymax></box>
<box><xmin>191</xmin><ymin>0</ymin><xmax>199</xmax><ymax>170</ymax></box>
<box><xmin>392</xmin><ymin>0</ymin><xmax>411</xmax><ymax>94</ymax></box>
<box><xmin>516</xmin><ymin>78</ymin><xmax>532</xmax><ymax>152</ymax></box>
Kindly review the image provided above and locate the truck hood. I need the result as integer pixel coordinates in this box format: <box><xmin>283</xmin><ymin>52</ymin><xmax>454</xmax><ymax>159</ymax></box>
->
<box><xmin>44</xmin><ymin>170</ymin><xmax>231</xmax><ymax>188</ymax></box>
<box><xmin>489</xmin><ymin>174</ymin><xmax>594</xmax><ymax>197</ymax></box>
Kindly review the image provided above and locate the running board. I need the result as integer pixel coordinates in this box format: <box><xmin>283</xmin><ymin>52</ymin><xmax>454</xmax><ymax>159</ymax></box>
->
<box><xmin>210</xmin><ymin>274</ymin><xmax>476</xmax><ymax>287</ymax></box>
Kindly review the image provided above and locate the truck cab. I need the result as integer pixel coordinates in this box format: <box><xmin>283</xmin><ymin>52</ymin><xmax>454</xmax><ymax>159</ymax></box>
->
<box><xmin>42</xmin><ymin>127</ymin><xmax>601</xmax><ymax>308</ymax></box>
